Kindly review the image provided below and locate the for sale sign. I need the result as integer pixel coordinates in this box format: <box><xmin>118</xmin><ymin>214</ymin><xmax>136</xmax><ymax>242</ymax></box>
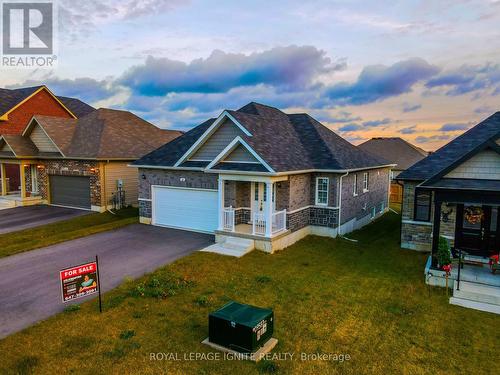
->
<box><xmin>60</xmin><ymin>261</ymin><xmax>99</xmax><ymax>302</ymax></box>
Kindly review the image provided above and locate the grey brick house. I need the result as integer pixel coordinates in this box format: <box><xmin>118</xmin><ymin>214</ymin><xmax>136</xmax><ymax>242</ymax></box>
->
<box><xmin>397</xmin><ymin>112</ymin><xmax>500</xmax><ymax>257</ymax></box>
<box><xmin>133</xmin><ymin>102</ymin><xmax>393</xmax><ymax>253</ymax></box>
<box><xmin>397</xmin><ymin>112</ymin><xmax>500</xmax><ymax>314</ymax></box>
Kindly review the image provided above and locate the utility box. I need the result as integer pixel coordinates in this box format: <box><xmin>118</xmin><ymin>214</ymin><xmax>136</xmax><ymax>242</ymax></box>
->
<box><xmin>209</xmin><ymin>301</ymin><xmax>274</xmax><ymax>353</ymax></box>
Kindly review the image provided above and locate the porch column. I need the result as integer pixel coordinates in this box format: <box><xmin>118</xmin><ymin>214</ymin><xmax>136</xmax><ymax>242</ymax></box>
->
<box><xmin>20</xmin><ymin>163</ymin><xmax>27</xmax><ymax>199</ymax></box>
<box><xmin>265</xmin><ymin>182</ymin><xmax>273</xmax><ymax>237</ymax></box>
<box><xmin>218</xmin><ymin>177</ymin><xmax>224</xmax><ymax>230</ymax></box>
<box><xmin>431</xmin><ymin>198</ymin><xmax>442</xmax><ymax>267</ymax></box>
<box><xmin>0</xmin><ymin>163</ymin><xmax>6</xmax><ymax>196</ymax></box>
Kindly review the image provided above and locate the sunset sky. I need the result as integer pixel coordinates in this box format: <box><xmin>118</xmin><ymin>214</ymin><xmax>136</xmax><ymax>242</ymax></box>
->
<box><xmin>2</xmin><ymin>0</ymin><xmax>500</xmax><ymax>151</ymax></box>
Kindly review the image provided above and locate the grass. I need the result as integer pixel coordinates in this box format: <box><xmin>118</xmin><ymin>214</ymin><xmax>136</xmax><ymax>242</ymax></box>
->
<box><xmin>0</xmin><ymin>207</ymin><xmax>138</xmax><ymax>258</ymax></box>
<box><xmin>1</xmin><ymin>212</ymin><xmax>499</xmax><ymax>374</ymax></box>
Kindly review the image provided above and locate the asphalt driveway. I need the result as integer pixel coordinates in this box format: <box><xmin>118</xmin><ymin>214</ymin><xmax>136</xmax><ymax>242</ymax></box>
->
<box><xmin>0</xmin><ymin>205</ymin><xmax>89</xmax><ymax>235</ymax></box>
<box><xmin>0</xmin><ymin>224</ymin><xmax>213</xmax><ymax>339</ymax></box>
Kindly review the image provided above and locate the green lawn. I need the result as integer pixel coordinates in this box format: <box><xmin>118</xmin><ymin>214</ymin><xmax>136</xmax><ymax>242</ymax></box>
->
<box><xmin>0</xmin><ymin>207</ymin><xmax>138</xmax><ymax>258</ymax></box>
<box><xmin>1</xmin><ymin>212</ymin><xmax>499</xmax><ymax>374</ymax></box>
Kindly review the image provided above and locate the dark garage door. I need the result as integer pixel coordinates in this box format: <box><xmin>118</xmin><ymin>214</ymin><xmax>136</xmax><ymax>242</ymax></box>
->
<box><xmin>49</xmin><ymin>175</ymin><xmax>91</xmax><ymax>209</ymax></box>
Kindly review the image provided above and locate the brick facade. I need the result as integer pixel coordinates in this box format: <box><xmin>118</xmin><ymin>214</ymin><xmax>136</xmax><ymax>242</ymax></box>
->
<box><xmin>38</xmin><ymin>160</ymin><xmax>101</xmax><ymax>206</ymax></box>
<box><xmin>139</xmin><ymin>168</ymin><xmax>390</xmax><ymax>235</ymax></box>
<box><xmin>0</xmin><ymin>89</ymin><xmax>74</xmax><ymax>136</ymax></box>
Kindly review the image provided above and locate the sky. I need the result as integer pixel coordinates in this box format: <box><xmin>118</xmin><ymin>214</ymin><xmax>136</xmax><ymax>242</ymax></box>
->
<box><xmin>2</xmin><ymin>0</ymin><xmax>500</xmax><ymax>151</ymax></box>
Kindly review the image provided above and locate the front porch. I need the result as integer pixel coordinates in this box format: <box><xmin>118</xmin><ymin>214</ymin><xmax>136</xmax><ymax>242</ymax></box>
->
<box><xmin>0</xmin><ymin>161</ymin><xmax>43</xmax><ymax>209</ymax></box>
<box><xmin>217</xmin><ymin>175</ymin><xmax>288</xmax><ymax>238</ymax></box>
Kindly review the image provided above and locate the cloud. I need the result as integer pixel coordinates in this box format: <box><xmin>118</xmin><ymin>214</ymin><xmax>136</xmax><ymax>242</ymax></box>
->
<box><xmin>439</xmin><ymin>122</ymin><xmax>472</xmax><ymax>131</ymax></box>
<box><xmin>425</xmin><ymin>62</ymin><xmax>500</xmax><ymax>96</ymax></box>
<box><xmin>324</xmin><ymin>111</ymin><xmax>362</xmax><ymax>123</ymax></box>
<box><xmin>402</xmin><ymin>102</ymin><xmax>422</xmax><ymax>112</ymax></box>
<box><xmin>415</xmin><ymin>134</ymin><xmax>451</xmax><ymax>144</ymax></box>
<box><xmin>474</xmin><ymin>105</ymin><xmax>494</xmax><ymax>114</ymax></box>
<box><xmin>59</xmin><ymin>1</ymin><xmax>188</xmax><ymax>39</ymax></box>
<box><xmin>400</xmin><ymin>125</ymin><xmax>417</xmax><ymax>134</ymax></box>
<box><xmin>361</xmin><ymin>118</ymin><xmax>391</xmax><ymax>127</ymax></box>
<box><xmin>8</xmin><ymin>76</ymin><xmax>117</xmax><ymax>103</ymax></box>
<box><xmin>325</xmin><ymin>58</ymin><xmax>439</xmax><ymax>105</ymax></box>
<box><xmin>119</xmin><ymin>46</ymin><xmax>345</xmax><ymax>96</ymax></box>
<box><xmin>339</xmin><ymin>123</ymin><xmax>363</xmax><ymax>132</ymax></box>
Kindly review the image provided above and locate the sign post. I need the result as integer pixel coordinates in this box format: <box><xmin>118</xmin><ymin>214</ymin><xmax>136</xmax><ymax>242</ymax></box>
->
<box><xmin>60</xmin><ymin>258</ymin><xmax>102</xmax><ymax>312</ymax></box>
<box><xmin>95</xmin><ymin>255</ymin><xmax>102</xmax><ymax>313</ymax></box>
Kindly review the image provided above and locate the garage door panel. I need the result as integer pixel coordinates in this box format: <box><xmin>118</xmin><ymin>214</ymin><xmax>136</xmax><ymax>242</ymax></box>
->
<box><xmin>49</xmin><ymin>175</ymin><xmax>91</xmax><ymax>209</ymax></box>
<box><xmin>153</xmin><ymin>187</ymin><xmax>218</xmax><ymax>233</ymax></box>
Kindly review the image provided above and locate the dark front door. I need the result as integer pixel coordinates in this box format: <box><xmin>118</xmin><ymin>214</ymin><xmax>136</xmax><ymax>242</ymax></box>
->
<box><xmin>455</xmin><ymin>204</ymin><xmax>499</xmax><ymax>257</ymax></box>
<box><xmin>49</xmin><ymin>175</ymin><xmax>91</xmax><ymax>209</ymax></box>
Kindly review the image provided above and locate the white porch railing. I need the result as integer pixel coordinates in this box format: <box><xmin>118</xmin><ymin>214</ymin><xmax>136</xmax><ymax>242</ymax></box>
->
<box><xmin>272</xmin><ymin>209</ymin><xmax>287</xmax><ymax>234</ymax></box>
<box><xmin>252</xmin><ymin>212</ymin><xmax>266</xmax><ymax>236</ymax></box>
<box><xmin>223</xmin><ymin>207</ymin><xmax>235</xmax><ymax>232</ymax></box>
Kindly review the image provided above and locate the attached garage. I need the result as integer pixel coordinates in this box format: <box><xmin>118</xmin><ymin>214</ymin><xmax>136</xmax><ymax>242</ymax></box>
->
<box><xmin>49</xmin><ymin>175</ymin><xmax>91</xmax><ymax>209</ymax></box>
<box><xmin>152</xmin><ymin>186</ymin><xmax>218</xmax><ymax>233</ymax></box>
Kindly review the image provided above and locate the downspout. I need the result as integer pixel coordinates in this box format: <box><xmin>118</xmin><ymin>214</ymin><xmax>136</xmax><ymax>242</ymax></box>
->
<box><xmin>337</xmin><ymin>171</ymin><xmax>349</xmax><ymax>236</ymax></box>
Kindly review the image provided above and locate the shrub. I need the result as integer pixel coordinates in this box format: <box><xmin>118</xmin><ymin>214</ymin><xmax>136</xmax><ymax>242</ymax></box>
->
<box><xmin>437</xmin><ymin>236</ymin><xmax>451</xmax><ymax>267</ymax></box>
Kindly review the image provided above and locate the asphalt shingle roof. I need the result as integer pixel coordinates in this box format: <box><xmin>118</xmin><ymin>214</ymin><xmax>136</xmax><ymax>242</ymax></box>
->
<box><xmin>133</xmin><ymin>102</ymin><xmax>388</xmax><ymax>172</ymax></box>
<box><xmin>1</xmin><ymin>108</ymin><xmax>183</xmax><ymax>159</ymax></box>
<box><xmin>358</xmin><ymin>137</ymin><xmax>428</xmax><ymax>171</ymax></box>
<box><xmin>397</xmin><ymin>112</ymin><xmax>500</xmax><ymax>181</ymax></box>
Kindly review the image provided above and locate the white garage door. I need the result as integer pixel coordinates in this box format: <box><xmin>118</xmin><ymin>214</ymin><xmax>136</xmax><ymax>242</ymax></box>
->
<box><xmin>152</xmin><ymin>186</ymin><xmax>218</xmax><ymax>233</ymax></box>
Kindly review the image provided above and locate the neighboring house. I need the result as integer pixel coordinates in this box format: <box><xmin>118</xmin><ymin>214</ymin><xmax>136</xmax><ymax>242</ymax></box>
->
<box><xmin>0</xmin><ymin>85</ymin><xmax>95</xmax><ymax>192</ymax></box>
<box><xmin>397</xmin><ymin>113</ymin><xmax>500</xmax><ymax>314</ymax></box>
<box><xmin>359</xmin><ymin>137</ymin><xmax>428</xmax><ymax>203</ymax></box>
<box><xmin>0</xmin><ymin>108</ymin><xmax>182</xmax><ymax>211</ymax></box>
<box><xmin>133</xmin><ymin>102</ymin><xmax>393</xmax><ymax>254</ymax></box>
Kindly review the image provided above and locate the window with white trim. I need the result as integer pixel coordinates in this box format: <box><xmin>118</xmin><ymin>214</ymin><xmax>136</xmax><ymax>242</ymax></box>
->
<box><xmin>363</xmin><ymin>172</ymin><xmax>369</xmax><ymax>192</ymax></box>
<box><xmin>315</xmin><ymin>177</ymin><xmax>329</xmax><ymax>205</ymax></box>
<box><xmin>353</xmin><ymin>174</ymin><xmax>358</xmax><ymax>196</ymax></box>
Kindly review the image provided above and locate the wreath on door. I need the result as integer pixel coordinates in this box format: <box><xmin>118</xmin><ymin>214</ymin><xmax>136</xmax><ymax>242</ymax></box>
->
<box><xmin>464</xmin><ymin>206</ymin><xmax>483</xmax><ymax>225</ymax></box>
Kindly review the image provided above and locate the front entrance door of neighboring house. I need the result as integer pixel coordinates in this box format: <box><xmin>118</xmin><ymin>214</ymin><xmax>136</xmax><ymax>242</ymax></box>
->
<box><xmin>251</xmin><ymin>182</ymin><xmax>275</xmax><ymax>221</ymax></box>
<box><xmin>455</xmin><ymin>204</ymin><xmax>499</xmax><ymax>257</ymax></box>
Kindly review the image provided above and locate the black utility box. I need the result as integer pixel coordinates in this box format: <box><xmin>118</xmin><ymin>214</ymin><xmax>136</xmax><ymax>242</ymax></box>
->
<box><xmin>209</xmin><ymin>301</ymin><xmax>274</xmax><ymax>353</ymax></box>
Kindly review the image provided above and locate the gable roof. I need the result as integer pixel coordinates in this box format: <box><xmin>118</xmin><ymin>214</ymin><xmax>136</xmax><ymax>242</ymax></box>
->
<box><xmin>358</xmin><ymin>137</ymin><xmax>428</xmax><ymax>171</ymax></box>
<box><xmin>2</xmin><ymin>108</ymin><xmax>182</xmax><ymax>160</ymax></box>
<box><xmin>133</xmin><ymin>102</ymin><xmax>389</xmax><ymax>173</ymax></box>
<box><xmin>0</xmin><ymin>86</ymin><xmax>95</xmax><ymax>119</ymax></box>
<box><xmin>397</xmin><ymin>112</ymin><xmax>500</xmax><ymax>181</ymax></box>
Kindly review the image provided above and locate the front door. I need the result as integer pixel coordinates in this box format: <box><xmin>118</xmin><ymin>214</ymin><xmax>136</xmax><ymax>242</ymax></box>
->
<box><xmin>251</xmin><ymin>182</ymin><xmax>275</xmax><ymax>221</ymax></box>
<box><xmin>455</xmin><ymin>204</ymin><xmax>499</xmax><ymax>257</ymax></box>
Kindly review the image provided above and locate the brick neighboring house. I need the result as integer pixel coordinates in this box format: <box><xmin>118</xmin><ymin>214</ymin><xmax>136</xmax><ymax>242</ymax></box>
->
<box><xmin>0</xmin><ymin>85</ymin><xmax>95</xmax><ymax>192</ymax></box>
<box><xmin>0</xmin><ymin>108</ymin><xmax>182</xmax><ymax>211</ymax></box>
<box><xmin>358</xmin><ymin>137</ymin><xmax>428</xmax><ymax>203</ymax></box>
<box><xmin>397</xmin><ymin>112</ymin><xmax>500</xmax><ymax>256</ymax></box>
<box><xmin>133</xmin><ymin>102</ymin><xmax>393</xmax><ymax>253</ymax></box>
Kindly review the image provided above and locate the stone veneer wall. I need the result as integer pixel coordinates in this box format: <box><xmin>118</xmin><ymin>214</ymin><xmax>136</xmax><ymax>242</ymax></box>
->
<box><xmin>38</xmin><ymin>160</ymin><xmax>101</xmax><ymax>206</ymax></box>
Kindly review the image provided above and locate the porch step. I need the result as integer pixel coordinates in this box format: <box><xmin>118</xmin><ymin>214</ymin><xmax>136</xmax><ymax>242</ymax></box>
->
<box><xmin>450</xmin><ymin>281</ymin><xmax>500</xmax><ymax>314</ymax></box>
<box><xmin>200</xmin><ymin>237</ymin><xmax>254</xmax><ymax>258</ymax></box>
<box><xmin>0</xmin><ymin>199</ymin><xmax>16</xmax><ymax>210</ymax></box>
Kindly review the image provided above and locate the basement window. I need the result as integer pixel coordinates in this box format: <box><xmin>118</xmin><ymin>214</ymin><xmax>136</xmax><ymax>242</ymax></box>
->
<box><xmin>414</xmin><ymin>190</ymin><xmax>431</xmax><ymax>222</ymax></box>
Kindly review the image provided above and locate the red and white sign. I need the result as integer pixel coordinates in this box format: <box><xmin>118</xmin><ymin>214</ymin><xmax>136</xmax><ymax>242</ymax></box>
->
<box><xmin>60</xmin><ymin>261</ymin><xmax>99</xmax><ymax>302</ymax></box>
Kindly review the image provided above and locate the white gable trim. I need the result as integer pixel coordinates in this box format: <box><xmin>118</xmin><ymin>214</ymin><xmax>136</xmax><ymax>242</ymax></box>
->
<box><xmin>22</xmin><ymin>117</ymin><xmax>66</xmax><ymax>157</ymax></box>
<box><xmin>205</xmin><ymin>136</ymin><xmax>274</xmax><ymax>173</ymax></box>
<box><xmin>174</xmin><ymin>111</ymin><xmax>251</xmax><ymax>167</ymax></box>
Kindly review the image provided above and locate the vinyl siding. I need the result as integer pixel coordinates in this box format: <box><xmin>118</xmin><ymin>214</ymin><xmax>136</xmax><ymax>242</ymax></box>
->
<box><xmin>224</xmin><ymin>144</ymin><xmax>259</xmax><ymax>162</ymax></box>
<box><xmin>29</xmin><ymin>124</ymin><xmax>59</xmax><ymax>152</ymax></box>
<box><xmin>0</xmin><ymin>142</ymin><xmax>12</xmax><ymax>152</ymax></box>
<box><xmin>190</xmin><ymin>119</ymin><xmax>243</xmax><ymax>161</ymax></box>
<box><xmin>445</xmin><ymin>150</ymin><xmax>500</xmax><ymax>180</ymax></box>
<box><xmin>104</xmin><ymin>162</ymin><xmax>139</xmax><ymax>207</ymax></box>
